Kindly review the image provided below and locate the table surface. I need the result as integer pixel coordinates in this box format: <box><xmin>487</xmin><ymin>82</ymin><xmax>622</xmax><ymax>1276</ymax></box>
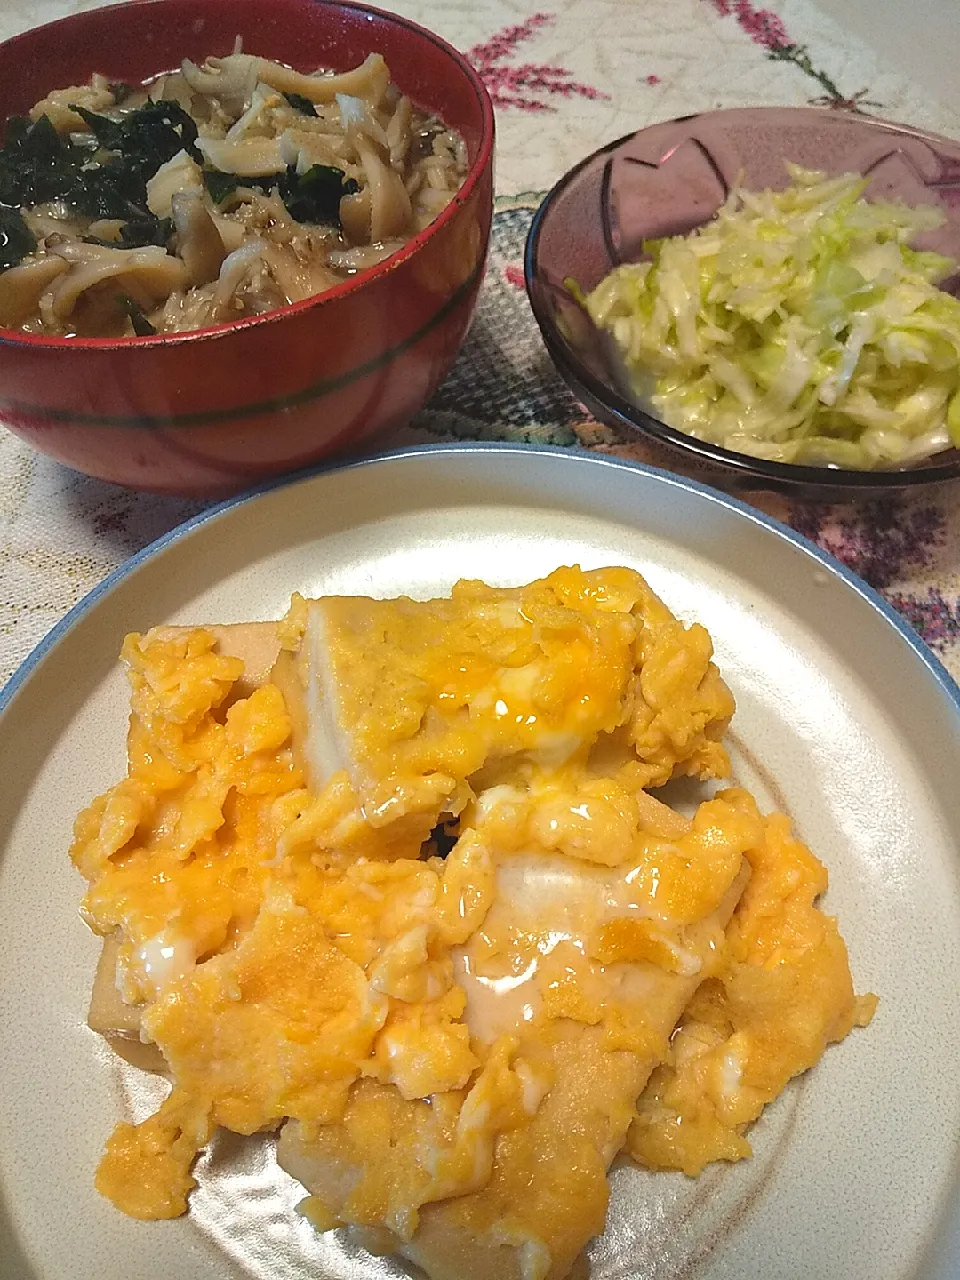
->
<box><xmin>2</xmin><ymin>0</ymin><xmax>960</xmax><ymax>687</ymax></box>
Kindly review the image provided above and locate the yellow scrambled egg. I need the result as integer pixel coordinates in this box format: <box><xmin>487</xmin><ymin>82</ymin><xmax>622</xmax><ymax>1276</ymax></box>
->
<box><xmin>69</xmin><ymin>567</ymin><xmax>874</xmax><ymax>1279</ymax></box>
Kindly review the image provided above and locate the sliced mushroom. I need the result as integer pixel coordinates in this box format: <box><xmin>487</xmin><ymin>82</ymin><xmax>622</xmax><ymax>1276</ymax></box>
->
<box><xmin>225</xmin><ymin>83</ymin><xmax>283</xmax><ymax>142</ymax></box>
<box><xmin>43</xmin><ymin>243</ymin><xmax>188</xmax><ymax>323</ymax></box>
<box><xmin>272</xmin><ymin>102</ymin><xmax>343</xmax><ymax>136</ymax></box>
<box><xmin>335</xmin><ymin>93</ymin><xmax>390</xmax><ymax>151</ymax></box>
<box><xmin>146</xmin><ymin>149</ymin><xmax>205</xmax><ymax>219</ymax></box>
<box><xmin>385</xmin><ymin>95</ymin><xmax>413</xmax><ymax>169</ymax></box>
<box><xmin>85</xmin><ymin>219</ymin><xmax>126</xmax><ymax>243</ymax></box>
<box><xmin>146</xmin><ymin>71</ymin><xmax>195</xmax><ymax>112</ymax></box>
<box><xmin>257</xmin><ymin>53</ymin><xmax>390</xmax><ymax>107</ymax></box>
<box><xmin>232</xmin><ymin>190</ymin><xmax>298</xmax><ymax>245</ymax></box>
<box><xmin>325</xmin><ymin>240</ymin><xmax>402</xmax><ymax>272</ymax></box>
<box><xmin>22</xmin><ymin>201</ymin><xmax>85</xmax><ymax>242</ymax></box>
<box><xmin>278</xmin><ymin>128</ymin><xmax>350</xmax><ymax>174</ymax></box>
<box><xmin>339</xmin><ymin>188</ymin><xmax>371</xmax><ymax>245</ymax></box>
<box><xmin>211</xmin><ymin>212</ymin><xmax>246</xmax><ymax>254</ymax></box>
<box><xmin>180</xmin><ymin>53</ymin><xmax>260</xmax><ymax>114</ymax></box>
<box><xmin>210</xmin><ymin>239</ymin><xmax>266</xmax><ymax>320</ymax></box>
<box><xmin>412</xmin><ymin>184</ymin><xmax>455</xmax><ymax>230</ymax></box>
<box><xmin>28</xmin><ymin>74</ymin><xmax>116</xmax><ymax>132</ymax></box>
<box><xmin>0</xmin><ymin>255</ymin><xmax>69</xmax><ymax>328</ymax></box>
<box><xmin>171</xmin><ymin>190</ymin><xmax>227</xmax><ymax>285</ymax></box>
<box><xmin>198</xmin><ymin>135</ymin><xmax>284</xmax><ymax>177</ymax></box>
<box><xmin>260</xmin><ymin>241</ymin><xmax>341</xmax><ymax>303</ymax></box>
<box><xmin>354</xmin><ymin>135</ymin><xmax>412</xmax><ymax>242</ymax></box>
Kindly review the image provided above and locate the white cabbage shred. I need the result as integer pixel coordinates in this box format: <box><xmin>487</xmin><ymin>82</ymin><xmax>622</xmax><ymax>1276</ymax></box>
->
<box><xmin>582</xmin><ymin>164</ymin><xmax>960</xmax><ymax>469</ymax></box>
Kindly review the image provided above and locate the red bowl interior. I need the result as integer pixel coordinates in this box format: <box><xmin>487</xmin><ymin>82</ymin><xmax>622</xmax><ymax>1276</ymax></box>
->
<box><xmin>0</xmin><ymin>0</ymin><xmax>493</xmax><ymax>349</ymax></box>
<box><xmin>0</xmin><ymin>0</ymin><xmax>495</xmax><ymax>493</ymax></box>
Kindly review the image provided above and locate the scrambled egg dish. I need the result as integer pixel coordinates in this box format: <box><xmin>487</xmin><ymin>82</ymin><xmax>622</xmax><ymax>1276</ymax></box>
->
<box><xmin>70</xmin><ymin>566</ymin><xmax>876</xmax><ymax>1279</ymax></box>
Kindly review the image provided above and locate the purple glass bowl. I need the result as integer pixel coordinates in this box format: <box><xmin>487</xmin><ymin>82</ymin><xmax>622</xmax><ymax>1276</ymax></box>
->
<box><xmin>524</xmin><ymin>106</ymin><xmax>960</xmax><ymax>500</ymax></box>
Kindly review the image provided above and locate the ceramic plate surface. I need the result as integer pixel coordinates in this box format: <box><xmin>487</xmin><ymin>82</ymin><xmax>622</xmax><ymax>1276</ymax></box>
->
<box><xmin>1</xmin><ymin>444</ymin><xmax>959</xmax><ymax>1280</ymax></box>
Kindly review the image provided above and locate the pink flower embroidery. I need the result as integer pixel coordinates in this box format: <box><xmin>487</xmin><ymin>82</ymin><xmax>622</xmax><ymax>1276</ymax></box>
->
<box><xmin>705</xmin><ymin>0</ymin><xmax>881</xmax><ymax>109</ymax></box>
<box><xmin>708</xmin><ymin>0</ymin><xmax>788</xmax><ymax>49</ymax></box>
<box><xmin>645</xmin><ymin>74</ymin><xmax>662</xmax><ymax>85</ymax></box>
<box><xmin>466</xmin><ymin>14</ymin><xmax>608</xmax><ymax>113</ymax></box>
<box><xmin>504</xmin><ymin>265</ymin><xmax>526</xmax><ymax>289</ymax></box>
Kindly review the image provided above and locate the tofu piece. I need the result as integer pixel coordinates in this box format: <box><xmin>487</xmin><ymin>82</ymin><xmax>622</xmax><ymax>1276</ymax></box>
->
<box><xmin>87</xmin><ymin>933</ymin><xmax>167</xmax><ymax>1073</ymax></box>
<box><xmin>277</xmin><ymin>858</ymin><xmax>750</xmax><ymax>1280</ymax></box>
<box><xmin>147</xmin><ymin>621</ymin><xmax>282</xmax><ymax>700</ymax></box>
<box><xmin>87</xmin><ymin>621</ymin><xmax>281</xmax><ymax>1067</ymax></box>
<box><xmin>271</xmin><ymin>587</ymin><xmax>637</xmax><ymax>825</ymax></box>
<box><xmin>271</xmin><ymin>567</ymin><xmax>734</xmax><ymax>827</ymax></box>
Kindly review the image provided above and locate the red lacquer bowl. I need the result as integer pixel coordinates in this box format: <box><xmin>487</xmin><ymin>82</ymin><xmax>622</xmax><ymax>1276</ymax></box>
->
<box><xmin>0</xmin><ymin>0</ymin><xmax>494</xmax><ymax>495</ymax></box>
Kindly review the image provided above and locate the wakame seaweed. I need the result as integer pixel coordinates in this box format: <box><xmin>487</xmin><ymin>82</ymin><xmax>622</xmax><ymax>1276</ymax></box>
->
<box><xmin>280</xmin><ymin>164</ymin><xmax>360</xmax><ymax>225</ymax></box>
<box><xmin>0</xmin><ymin>114</ymin><xmax>77</xmax><ymax>208</ymax></box>
<box><xmin>0</xmin><ymin>101</ymin><xmax>199</xmax><ymax>260</ymax></box>
<box><xmin>84</xmin><ymin>213</ymin><xmax>174</xmax><ymax>250</ymax></box>
<box><xmin>203</xmin><ymin>168</ymin><xmax>239</xmax><ymax>205</ymax></box>
<box><xmin>203</xmin><ymin>162</ymin><xmax>359</xmax><ymax>227</ymax></box>
<box><xmin>72</xmin><ymin>100</ymin><xmax>200</xmax><ymax>169</ymax></box>
<box><xmin>119</xmin><ymin>295</ymin><xmax>157</xmax><ymax>336</ymax></box>
<box><xmin>116</xmin><ymin>213</ymin><xmax>174</xmax><ymax>249</ymax></box>
<box><xmin>282</xmin><ymin>91</ymin><xmax>318</xmax><ymax>117</ymax></box>
<box><xmin>68</xmin><ymin>160</ymin><xmax>153</xmax><ymax>219</ymax></box>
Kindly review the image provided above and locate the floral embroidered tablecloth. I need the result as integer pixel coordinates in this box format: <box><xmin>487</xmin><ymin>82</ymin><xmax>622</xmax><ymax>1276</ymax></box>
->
<box><xmin>2</xmin><ymin>0</ymin><xmax>960</xmax><ymax>686</ymax></box>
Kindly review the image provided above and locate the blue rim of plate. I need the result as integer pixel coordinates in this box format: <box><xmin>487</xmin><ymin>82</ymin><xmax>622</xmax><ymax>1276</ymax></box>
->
<box><xmin>1</xmin><ymin>442</ymin><xmax>959</xmax><ymax>721</ymax></box>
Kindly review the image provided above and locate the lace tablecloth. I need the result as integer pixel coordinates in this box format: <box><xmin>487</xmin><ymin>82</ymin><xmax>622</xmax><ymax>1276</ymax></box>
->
<box><xmin>2</xmin><ymin>0</ymin><xmax>960</xmax><ymax>685</ymax></box>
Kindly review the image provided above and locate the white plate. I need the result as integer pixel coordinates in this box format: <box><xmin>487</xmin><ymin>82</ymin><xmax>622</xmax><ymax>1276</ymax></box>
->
<box><xmin>1</xmin><ymin>444</ymin><xmax>958</xmax><ymax>1280</ymax></box>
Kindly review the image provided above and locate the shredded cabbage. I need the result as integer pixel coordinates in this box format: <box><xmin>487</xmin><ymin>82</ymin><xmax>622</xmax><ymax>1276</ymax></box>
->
<box><xmin>579</xmin><ymin>164</ymin><xmax>960</xmax><ymax>469</ymax></box>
